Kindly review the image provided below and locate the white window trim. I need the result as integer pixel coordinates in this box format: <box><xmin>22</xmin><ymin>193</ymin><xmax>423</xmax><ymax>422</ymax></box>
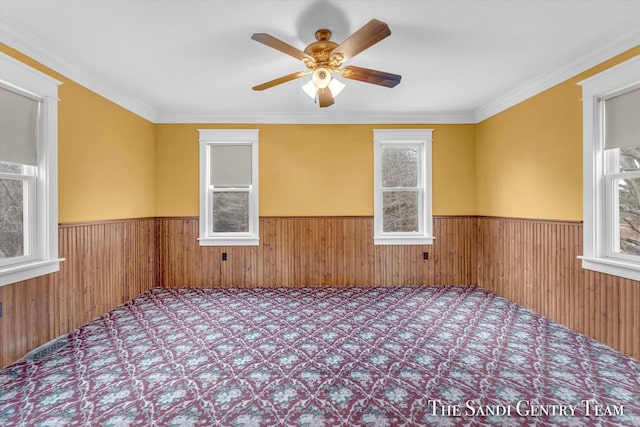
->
<box><xmin>0</xmin><ymin>52</ymin><xmax>63</xmax><ymax>287</ymax></box>
<box><xmin>198</xmin><ymin>129</ymin><xmax>259</xmax><ymax>246</ymax></box>
<box><xmin>373</xmin><ymin>129</ymin><xmax>434</xmax><ymax>245</ymax></box>
<box><xmin>578</xmin><ymin>55</ymin><xmax>640</xmax><ymax>281</ymax></box>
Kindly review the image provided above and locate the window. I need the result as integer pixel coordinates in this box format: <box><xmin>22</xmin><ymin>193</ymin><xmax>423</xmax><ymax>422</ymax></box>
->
<box><xmin>0</xmin><ymin>52</ymin><xmax>62</xmax><ymax>286</ymax></box>
<box><xmin>373</xmin><ymin>129</ymin><xmax>434</xmax><ymax>245</ymax></box>
<box><xmin>579</xmin><ymin>55</ymin><xmax>640</xmax><ymax>281</ymax></box>
<box><xmin>198</xmin><ymin>129</ymin><xmax>259</xmax><ymax>246</ymax></box>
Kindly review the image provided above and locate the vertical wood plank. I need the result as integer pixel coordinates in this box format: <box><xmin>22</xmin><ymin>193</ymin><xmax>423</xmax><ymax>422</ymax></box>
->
<box><xmin>0</xmin><ymin>218</ymin><xmax>156</xmax><ymax>367</ymax></box>
<box><xmin>477</xmin><ymin>216</ymin><xmax>639</xmax><ymax>360</ymax></box>
<box><xmin>3</xmin><ymin>215</ymin><xmax>637</xmax><ymax>366</ymax></box>
<box><xmin>156</xmin><ymin>216</ymin><xmax>478</xmax><ymax>288</ymax></box>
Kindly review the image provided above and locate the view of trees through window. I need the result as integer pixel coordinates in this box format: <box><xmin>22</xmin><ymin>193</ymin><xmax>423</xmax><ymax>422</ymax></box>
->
<box><xmin>211</xmin><ymin>192</ymin><xmax>249</xmax><ymax>233</ymax></box>
<box><xmin>0</xmin><ymin>162</ymin><xmax>26</xmax><ymax>259</ymax></box>
<box><xmin>618</xmin><ymin>147</ymin><xmax>640</xmax><ymax>255</ymax></box>
<box><xmin>381</xmin><ymin>146</ymin><xmax>420</xmax><ymax>233</ymax></box>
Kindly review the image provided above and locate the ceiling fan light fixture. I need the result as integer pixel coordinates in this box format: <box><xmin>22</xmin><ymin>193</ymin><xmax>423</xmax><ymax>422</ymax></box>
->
<box><xmin>302</xmin><ymin>76</ymin><xmax>346</xmax><ymax>100</ymax></box>
<box><xmin>312</xmin><ymin>67</ymin><xmax>332</xmax><ymax>88</ymax></box>
<box><xmin>328</xmin><ymin>77</ymin><xmax>345</xmax><ymax>97</ymax></box>
<box><xmin>302</xmin><ymin>80</ymin><xmax>317</xmax><ymax>99</ymax></box>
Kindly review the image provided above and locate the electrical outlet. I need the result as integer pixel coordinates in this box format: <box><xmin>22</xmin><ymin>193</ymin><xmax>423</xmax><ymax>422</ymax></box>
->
<box><xmin>222</xmin><ymin>252</ymin><xmax>227</xmax><ymax>261</ymax></box>
<box><xmin>423</xmin><ymin>252</ymin><xmax>429</xmax><ymax>260</ymax></box>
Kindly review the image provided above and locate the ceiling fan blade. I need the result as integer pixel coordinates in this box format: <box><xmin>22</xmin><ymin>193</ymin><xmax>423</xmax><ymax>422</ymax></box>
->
<box><xmin>252</xmin><ymin>71</ymin><xmax>311</xmax><ymax>91</ymax></box>
<box><xmin>317</xmin><ymin>87</ymin><xmax>334</xmax><ymax>107</ymax></box>
<box><xmin>330</xmin><ymin>19</ymin><xmax>391</xmax><ymax>63</ymax></box>
<box><xmin>339</xmin><ymin>66</ymin><xmax>401</xmax><ymax>88</ymax></box>
<box><xmin>251</xmin><ymin>33</ymin><xmax>314</xmax><ymax>62</ymax></box>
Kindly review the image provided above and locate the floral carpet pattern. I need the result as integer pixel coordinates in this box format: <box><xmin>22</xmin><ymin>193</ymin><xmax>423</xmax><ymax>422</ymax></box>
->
<box><xmin>1</xmin><ymin>286</ymin><xmax>639</xmax><ymax>426</ymax></box>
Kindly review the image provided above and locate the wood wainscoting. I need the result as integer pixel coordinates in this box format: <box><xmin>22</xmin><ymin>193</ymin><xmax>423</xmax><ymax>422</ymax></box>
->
<box><xmin>3</xmin><ymin>215</ymin><xmax>638</xmax><ymax>366</ymax></box>
<box><xmin>477</xmin><ymin>216</ymin><xmax>640</xmax><ymax>360</ymax></box>
<box><xmin>0</xmin><ymin>218</ymin><xmax>156</xmax><ymax>367</ymax></box>
<box><xmin>156</xmin><ymin>216</ymin><xmax>478</xmax><ymax>288</ymax></box>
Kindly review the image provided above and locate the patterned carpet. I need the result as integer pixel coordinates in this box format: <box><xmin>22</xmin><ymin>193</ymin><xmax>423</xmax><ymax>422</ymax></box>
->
<box><xmin>1</xmin><ymin>286</ymin><xmax>639</xmax><ymax>426</ymax></box>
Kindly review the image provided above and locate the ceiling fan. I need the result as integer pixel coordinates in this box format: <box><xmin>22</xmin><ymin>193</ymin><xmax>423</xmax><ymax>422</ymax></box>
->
<box><xmin>251</xmin><ymin>19</ymin><xmax>401</xmax><ymax>107</ymax></box>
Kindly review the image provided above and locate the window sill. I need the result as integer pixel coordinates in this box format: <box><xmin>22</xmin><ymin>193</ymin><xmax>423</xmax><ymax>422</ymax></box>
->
<box><xmin>0</xmin><ymin>258</ymin><xmax>64</xmax><ymax>287</ymax></box>
<box><xmin>199</xmin><ymin>237</ymin><xmax>260</xmax><ymax>247</ymax></box>
<box><xmin>579</xmin><ymin>255</ymin><xmax>640</xmax><ymax>281</ymax></box>
<box><xmin>374</xmin><ymin>235</ymin><xmax>435</xmax><ymax>246</ymax></box>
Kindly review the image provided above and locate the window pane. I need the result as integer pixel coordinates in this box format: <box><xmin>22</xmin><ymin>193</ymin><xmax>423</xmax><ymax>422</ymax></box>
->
<box><xmin>619</xmin><ymin>146</ymin><xmax>640</xmax><ymax>172</ymax></box>
<box><xmin>210</xmin><ymin>145</ymin><xmax>252</xmax><ymax>187</ymax></box>
<box><xmin>211</xmin><ymin>192</ymin><xmax>249</xmax><ymax>233</ymax></box>
<box><xmin>381</xmin><ymin>146</ymin><xmax>418</xmax><ymax>188</ymax></box>
<box><xmin>0</xmin><ymin>178</ymin><xmax>25</xmax><ymax>258</ymax></box>
<box><xmin>382</xmin><ymin>191</ymin><xmax>419</xmax><ymax>232</ymax></box>
<box><xmin>617</xmin><ymin>177</ymin><xmax>640</xmax><ymax>255</ymax></box>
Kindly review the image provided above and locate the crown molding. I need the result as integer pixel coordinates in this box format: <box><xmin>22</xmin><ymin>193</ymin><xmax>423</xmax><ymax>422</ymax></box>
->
<box><xmin>0</xmin><ymin>18</ymin><xmax>158</xmax><ymax>122</ymax></box>
<box><xmin>154</xmin><ymin>111</ymin><xmax>477</xmax><ymax>124</ymax></box>
<box><xmin>0</xmin><ymin>16</ymin><xmax>472</xmax><ymax>125</ymax></box>
<box><xmin>2</xmin><ymin>14</ymin><xmax>637</xmax><ymax>126</ymax></box>
<box><xmin>473</xmin><ymin>28</ymin><xmax>640</xmax><ymax>123</ymax></box>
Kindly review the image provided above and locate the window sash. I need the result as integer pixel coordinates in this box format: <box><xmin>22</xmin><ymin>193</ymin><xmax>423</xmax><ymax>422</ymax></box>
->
<box><xmin>207</xmin><ymin>187</ymin><xmax>253</xmax><ymax>237</ymax></box>
<box><xmin>381</xmin><ymin>144</ymin><xmax>421</xmax><ymax>188</ymax></box>
<box><xmin>379</xmin><ymin>142</ymin><xmax>424</xmax><ymax>236</ymax></box>
<box><xmin>604</xmin><ymin>170</ymin><xmax>640</xmax><ymax>262</ymax></box>
<box><xmin>204</xmin><ymin>143</ymin><xmax>254</xmax><ymax>237</ymax></box>
<box><xmin>380</xmin><ymin>188</ymin><xmax>424</xmax><ymax>235</ymax></box>
<box><xmin>0</xmin><ymin>172</ymin><xmax>38</xmax><ymax>267</ymax></box>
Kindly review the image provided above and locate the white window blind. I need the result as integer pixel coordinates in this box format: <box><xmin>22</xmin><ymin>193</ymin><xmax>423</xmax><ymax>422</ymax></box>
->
<box><xmin>0</xmin><ymin>85</ymin><xmax>41</xmax><ymax>166</ymax></box>
<box><xmin>210</xmin><ymin>144</ymin><xmax>252</xmax><ymax>186</ymax></box>
<box><xmin>604</xmin><ymin>86</ymin><xmax>640</xmax><ymax>150</ymax></box>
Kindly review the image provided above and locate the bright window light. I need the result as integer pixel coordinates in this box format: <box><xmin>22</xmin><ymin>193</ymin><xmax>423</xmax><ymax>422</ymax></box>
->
<box><xmin>302</xmin><ymin>76</ymin><xmax>346</xmax><ymax>99</ymax></box>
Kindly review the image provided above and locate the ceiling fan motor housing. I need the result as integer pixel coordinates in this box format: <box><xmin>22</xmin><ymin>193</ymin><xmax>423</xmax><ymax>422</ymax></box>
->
<box><xmin>304</xmin><ymin>29</ymin><xmax>339</xmax><ymax>65</ymax></box>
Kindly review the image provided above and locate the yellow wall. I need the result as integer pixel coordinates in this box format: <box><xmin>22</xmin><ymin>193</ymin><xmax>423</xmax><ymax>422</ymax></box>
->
<box><xmin>154</xmin><ymin>123</ymin><xmax>477</xmax><ymax>217</ymax></box>
<box><xmin>1</xmin><ymin>44</ymin><xmax>156</xmax><ymax>223</ymax></box>
<box><xmin>6</xmin><ymin>41</ymin><xmax>637</xmax><ymax>223</ymax></box>
<box><xmin>3</xmin><ymin>43</ymin><xmax>475</xmax><ymax>222</ymax></box>
<box><xmin>476</xmin><ymin>47</ymin><xmax>640</xmax><ymax>221</ymax></box>
<box><xmin>58</xmin><ymin>83</ymin><xmax>155</xmax><ymax>222</ymax></box>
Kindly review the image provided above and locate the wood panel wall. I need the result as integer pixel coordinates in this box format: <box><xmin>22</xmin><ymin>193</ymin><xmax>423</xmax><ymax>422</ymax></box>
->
<box><xmin>0</xmin><ymin>218</ymin><xmax>156</xmax><ymax>367</ymax></box>
<box><xmin>3</xmin><ymin>215</ymin><xmax>638</xmax><ymax>366</ymax></box>
<box><xmin>477</xmin><ymin>216</ymin><xmax>640</xmax><ymax>360</ymax></box>
<box><xmin>156</xmin><ymin>216</ymin><xmax>478</xmax><ymax>288</ymax></box>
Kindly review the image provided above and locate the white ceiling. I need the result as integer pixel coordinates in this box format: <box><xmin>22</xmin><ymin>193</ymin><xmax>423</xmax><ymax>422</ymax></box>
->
<box><xmin>1</xmin><ymin>0</ymin><xmax>639</xmax><ymax>124</ymax></box>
